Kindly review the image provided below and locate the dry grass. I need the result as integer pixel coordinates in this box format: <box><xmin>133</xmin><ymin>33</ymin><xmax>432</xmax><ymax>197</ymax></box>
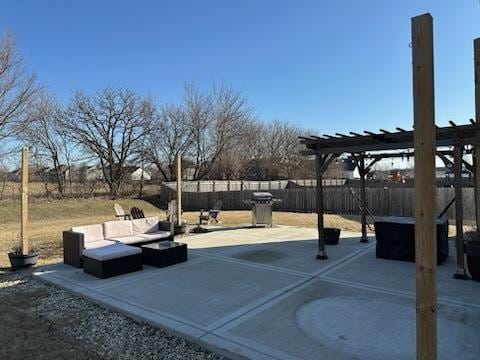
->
<box><xmin>0</xmin><ymin>181</ymin><xmax>162</xmax><ymax>201</ymax></box>
<box><xmin>0</xmin><ymin>198</ymin><xmax>364</xmax><ymax>268</ymax></box>
<box><xmin>182</xmin><ymin>211</ymin><xmax>364</xmax><ymax>232</ymax></box>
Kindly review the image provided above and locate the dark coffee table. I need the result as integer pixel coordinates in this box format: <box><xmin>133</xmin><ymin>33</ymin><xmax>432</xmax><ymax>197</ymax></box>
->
<box><xmin>141</xmin><ymin>241</ymin><xmax>187</xmax><ymax>268</ymax></box>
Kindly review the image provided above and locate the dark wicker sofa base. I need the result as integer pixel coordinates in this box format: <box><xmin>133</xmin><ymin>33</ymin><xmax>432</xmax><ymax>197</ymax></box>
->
<box><xmin>83</xmin><ymin>253</ymin><xmax>143</xmax><ymax>279</ymax></box>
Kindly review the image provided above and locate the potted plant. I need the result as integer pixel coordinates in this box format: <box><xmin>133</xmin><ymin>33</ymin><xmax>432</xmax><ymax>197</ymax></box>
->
<box><xmin>8</xmin><ymin>236</ymin><xmax>39</xmax><ymax>269</ymax></box>
<box><xmin>174</xmin><ymin>220</ymin><xmax>188</xmax><ymax>235</ymax></box>
<box><xmin>465</xmin><ymin>230</ymin><xmax>480</xmax><ymax>282</ymax></box>
<box><xmin>324</xmin><ymin>228</ymin><xmax>341</xmax><ymax>245</ymax></box>
<box><xmin>8</xmin><ymin>146</ymin><xmax>38</xmax><ymax>269</ymax></box>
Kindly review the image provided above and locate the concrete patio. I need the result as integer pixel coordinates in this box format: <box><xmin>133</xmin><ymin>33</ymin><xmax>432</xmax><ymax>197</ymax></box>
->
<box><xmin>35</xmin><ymin>227</ymin><xmax>480</xmax><ymax>360</ymax></box>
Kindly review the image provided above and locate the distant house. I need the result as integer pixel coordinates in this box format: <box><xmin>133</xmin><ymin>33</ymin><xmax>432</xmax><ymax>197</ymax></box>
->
<box><xmin>436</xmin><ymin>165</ymin><xmax>471</xmax><ymax>179</ymax></box>
<box><xmin>436</xmin><ymin>166</ymin><xmax>448</xmax><ymax>179</ymax></box>
<box><xmin>445</xmin><ymin>167</ymin><xmax>471</xmax><ymax>179</ymax></box>
<box><xmin>324</xmin><ymin>156</ymin><xmax>358</xmax><ymax>179</ymax></box>
<box><xmin>8</xmin><ymin>166</ymin><xmax>50</xmax><ymax>182</ymax></box>
<box><xmin>65</xmin><ymin>165</ymin><xmax>103</xmax><ymax>182</ymax></box>
<box><xmin>183</xmin><ymin>166</ymin><xmax>196</xmax><ymax>180</ymax></box>
<box><xmin>130</xmin><ymin>167</ymin><xmax>151</xmax><ymax>181</ymax></box>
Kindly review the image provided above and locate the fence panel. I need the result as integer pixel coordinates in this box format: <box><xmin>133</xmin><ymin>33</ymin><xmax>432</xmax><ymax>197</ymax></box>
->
<box><xmin>159</xmin><ymin>184</ymin><xmax>475</xmax><ymax>221</ymax></box>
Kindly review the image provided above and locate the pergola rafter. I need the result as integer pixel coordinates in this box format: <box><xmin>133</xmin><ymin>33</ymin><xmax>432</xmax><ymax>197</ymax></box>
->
<box><xmin>300</xmin><ymin>122</ymin><xmax>480</xmax><ymax>155</ymax></box>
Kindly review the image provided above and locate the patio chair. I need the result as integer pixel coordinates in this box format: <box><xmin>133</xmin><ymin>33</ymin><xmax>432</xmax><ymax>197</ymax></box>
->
<box><xmin>130</xmin><ymin>207</ymin><xmax>145</xmax><ymax>219</ymax></box>
<box><xmin>114</xmin><ymin>203</ymin><xmax>131</xmax><ymax>220</ymax></box>
<box><xmin>199</xmin><ymin>200</ymin><xmax>223</xmax><ymax>225</ymax></box>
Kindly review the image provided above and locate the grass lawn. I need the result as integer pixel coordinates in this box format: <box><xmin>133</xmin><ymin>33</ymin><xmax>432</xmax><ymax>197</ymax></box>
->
<box><xmin>0</xmin><ymin>198</ymin><xmax>364</xmax><ymax>268</ymax></box>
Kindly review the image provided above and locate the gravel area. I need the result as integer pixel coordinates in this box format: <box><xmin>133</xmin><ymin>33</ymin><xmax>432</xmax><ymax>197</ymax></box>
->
<box><xmin>0</xmin><ymin>269</ymin><xmax>224</xmax><ymax>360</ymax></box>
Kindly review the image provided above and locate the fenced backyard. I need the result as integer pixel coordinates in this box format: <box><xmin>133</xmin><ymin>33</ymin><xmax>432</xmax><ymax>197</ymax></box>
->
<box><xmin>159</xmin><ymin>183</ymin><xmax>476</xmax><ymax>221</ymax></box>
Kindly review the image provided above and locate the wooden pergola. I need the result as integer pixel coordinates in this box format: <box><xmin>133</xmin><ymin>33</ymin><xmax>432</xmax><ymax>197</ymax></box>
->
<box><xmin>300</xmin><ymin>121</ymin><xmax>480</xmax><ymax>278</ymax></box>
<box><xmin>298</xmin><ymin>14</ymin><xmax>479</xmax><ymax>359</ymax></box>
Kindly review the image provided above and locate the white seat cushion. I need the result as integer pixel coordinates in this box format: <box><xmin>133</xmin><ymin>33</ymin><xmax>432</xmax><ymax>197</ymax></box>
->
<box><xmin>139</xmin><ymin>231</ymin><xmax>171</xmax><ymax>241</ymax></box>
<box><xmin>83</xmin><ymin>243</ymin><xmax>141</xmax><ymax>261</ymax></box>
<box><xmin>103</xmin><ymin>220</ymin><xmax>133</xmax><ymax>239</ymax></box>
<box><xmin>83</xmin><ymin>239</ymin><xmax>117</xmax><ymax>250</ymax></box>
<box><xmin>71</xmin><ymin>224</ymin><xmax>105</xmax><ymax>244</ymax></box>
<box><xmin>108</xmin><ymin>235</ymin><xmax>148</xmax><ymax>245</ymax></box>
<box><xmin>132</xmin><ymin>217</ymin><xmax>159</xmax><ymax>234</ymax></box>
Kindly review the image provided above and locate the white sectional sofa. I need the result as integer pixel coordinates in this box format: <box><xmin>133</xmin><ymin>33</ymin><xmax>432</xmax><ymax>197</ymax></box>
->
<box><xmin>63</xmin><ymin>217</ymin><xmax>173</xmax><ymax>267</ymax></box>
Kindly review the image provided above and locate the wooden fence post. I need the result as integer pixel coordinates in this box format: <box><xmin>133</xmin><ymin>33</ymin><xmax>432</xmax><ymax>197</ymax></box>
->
<box><xmin>474</xmin><ymin>38</ymin><xmax>480</xmax><ymax>230</ymax></box>
<box><xmin>21</xmin><ymin>147</ymin><xmax>29</xmax><ymax>255</ymax></box>
<box><xmin>412</xmin><ymin>13</ymin><xmax>437</xmax><ymax>360</ymax></box>
<box><xmin>175</xmin><ymin>154</ymin><xmax>182</xmax><ymax>226</ymax></box>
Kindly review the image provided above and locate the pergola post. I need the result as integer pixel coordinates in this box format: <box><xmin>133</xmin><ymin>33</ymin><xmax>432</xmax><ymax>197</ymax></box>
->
<box><xmin>315</xmin><ymin>153</ymin><xmax>337</xmax><ymax>260</ymax></box>
<box><xmin>315</xmin><ymin>154</ymin><xmax>327</xmax><ymax>259</ymax></box>
<box><xmin>453</xmin><ymin>144</ymin><xmax>468</xmax><ymax>279</ymax></box>
<box><xmin>474</xmin><ymin>38</ymin><xmax>480</xmax><ymax>231</ymax></box>
<box><xmin>412</xmin><ymin>13</ymin><xmax>437</xmax><ymax>360</ymax></box>
<box><xmin>359</xmin><ymin>154</ymin><xmax>368</xmax><ymax>243</ymax></box>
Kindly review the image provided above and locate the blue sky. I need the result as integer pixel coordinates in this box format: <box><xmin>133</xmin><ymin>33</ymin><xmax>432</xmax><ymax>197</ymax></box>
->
<box><xmin>1</xmin><ymin>0</ymin><xmax>479</xmax><ymax>135</ymax></box>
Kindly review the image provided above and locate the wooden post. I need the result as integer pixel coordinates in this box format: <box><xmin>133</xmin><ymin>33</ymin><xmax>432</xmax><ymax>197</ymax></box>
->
<box><xmin>412</xmin><ymin>13</ymin><xmax>437</xmax><ymax>360</ymax></box>
<box><xmin>175</xmin><ymin>153</ymin><xmax>182</xmax><ymax>226</ymax></box>
<box><xmin>474</xmin><ymin>38</ymin><xmax>480</xmax><ymax>231</ymax></box>
<box><xmin>453</xmin><ymin>145</ymin><xmax>468</xmax><ymax>279</ymax></box>
<box><xmin>316</xmin><ymin>154</ymin><xmax>327</xmax><ymax>259</ymax></box>
<box><xmin>21</xmin><ymin>147</ymin><xmax>29</xmax><ymax>255</ymax></box>
<box><xmin>359</xmin><ymin>154</ymin><xmax>368</xmax><ymax>242</ymax></box>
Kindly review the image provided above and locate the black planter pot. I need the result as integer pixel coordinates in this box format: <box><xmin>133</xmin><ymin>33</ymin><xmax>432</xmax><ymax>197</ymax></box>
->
<box><xmin>8</xmin><ymin>252</ymin><xmax>39</xmax><ymax>269</ymax></box>
<box><xmin>324</xmin><ymin>228</ymin><xmax>341</xmax><ymax>245</ymax></box>
<box><xmin>174</xmin><ymin>224</ymin><xmax>188</xmax><ymax>235</ymax></box>
<box><xmin>465</xmin><ymin>240</ymin><xmax>480</xmax><ymax>282</ymax></box>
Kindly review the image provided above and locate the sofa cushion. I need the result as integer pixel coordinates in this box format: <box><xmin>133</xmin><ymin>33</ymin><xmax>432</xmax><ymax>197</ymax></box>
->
<box><xmin>132</xmin><ymin>217</ymin><xmax>159</xmax><ymax>234</ymax></box>
<box><xmin>139</xmin><ymin>231</ymin><xmax>171</xmax><ymax>242</ymax></box>
<box><xmin>71</xmin><ymin>224</ymin><xmax>104</xmax><ymax>244</ymax></box>
<box><xmin>109</xmin><ymin>235</ymin><xmax>148</xmax><ymax>245</ymax></box>
<box><xmin>83</xmin><ymin>239</ymin><xmax>117</xmax><ymax>250</ymax></box>
<box><xmin>103</xmin><ymin>220</ymin><xmax>133</xmax><ymax>239</ymax></box>
<box><xmin>83</xmin><ymin>243</ymin><xmax>141</xmax><ymax>261</ymax></box>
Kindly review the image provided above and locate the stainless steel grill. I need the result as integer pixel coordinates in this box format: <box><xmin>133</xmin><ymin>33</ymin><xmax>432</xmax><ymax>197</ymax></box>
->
<box><xmin>243</xmin><ymin>192</ymin><xmax>281</xmax><ymax>227</ymax></box>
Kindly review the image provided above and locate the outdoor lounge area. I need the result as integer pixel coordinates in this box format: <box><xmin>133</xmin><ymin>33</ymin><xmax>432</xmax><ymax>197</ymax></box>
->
<box><xmin>35</xmin><ymin>226</ymin><xmax>480</xmax><ymax>360</ymax></box>
<box><xmin>62</xmin><ymin>216</ymin><xmax>188</xmax><ymax>279</ymax></box>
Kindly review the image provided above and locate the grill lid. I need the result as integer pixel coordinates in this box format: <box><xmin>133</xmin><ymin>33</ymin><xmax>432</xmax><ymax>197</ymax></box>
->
<box><xmin>252</xmin><ymin>192</ymin><xmax>273</xmax><ymax>201</ymax></box>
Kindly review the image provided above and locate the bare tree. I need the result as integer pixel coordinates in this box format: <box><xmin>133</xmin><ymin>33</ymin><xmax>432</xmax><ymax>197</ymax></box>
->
<box><xmin>183</xmin><ymin>83</ymin><xmax>212</xmax><ymax>179</ymax></box>
<box><xmin>63</xmin><ymin>88</ymin><xmax>154</xmax><ymax>198</ymax></box>
<box><xmin>21</xmin><ymin>92</ymin><xmax>74</xmax><ymax>196</ymax></box>
<box><xmin>185</xmin><ymin>83</ymin><xmax>253</xmax><ymax>180</ymax></box>
<box><xmin>238</xmin><ymin>120</ymin><xmax>311</xmax><ymax>180</ymax></box>
<box><xmin>0</xmin><ymin>32</ymin><xmax>37</xmax><ymax>145</ymax></box>
<box><xmin>143</xmin><ymin>103</ymin><xmax>194</xmax><ymax>181</ymax></box>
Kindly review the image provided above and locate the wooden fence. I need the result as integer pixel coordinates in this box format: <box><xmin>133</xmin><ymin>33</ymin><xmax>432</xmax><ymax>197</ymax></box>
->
<box><xmin>159</xmin><ymin>186</ymin><xmax>476</xmax><ymax>221</ymax></box>
<box><xmin>162</xmin><ymin>179</ymin><xmax>345</xmax><ymax>192</ymax></box>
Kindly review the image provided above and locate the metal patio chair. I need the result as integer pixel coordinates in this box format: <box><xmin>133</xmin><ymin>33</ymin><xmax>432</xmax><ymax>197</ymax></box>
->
<box><xmin>199</xmin><ymin>200</ymin><xmax>223</xmax><ymax>225</ymax></box>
